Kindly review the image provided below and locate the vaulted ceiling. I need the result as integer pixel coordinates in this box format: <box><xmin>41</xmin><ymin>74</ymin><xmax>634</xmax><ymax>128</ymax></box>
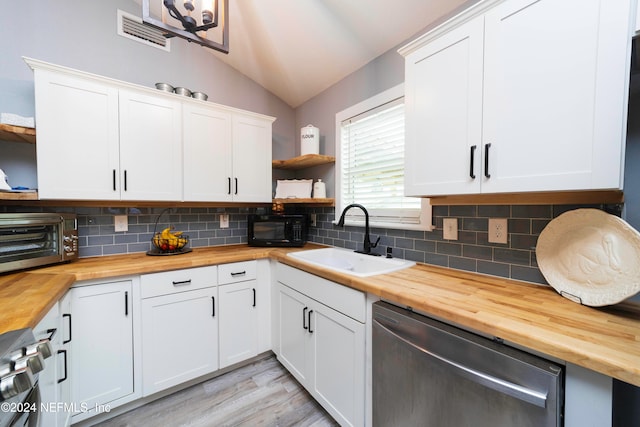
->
<box><xmin>144</xmin><ymin>0</ymin><xmax>474</xmax><ymax>107</ymax></box>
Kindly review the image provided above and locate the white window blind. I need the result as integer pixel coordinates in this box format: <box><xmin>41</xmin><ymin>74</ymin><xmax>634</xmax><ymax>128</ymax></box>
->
<box><xmin>338</xmin><ymin>91</ymin><xmax>432</xmax><ymax>230</ymax></box>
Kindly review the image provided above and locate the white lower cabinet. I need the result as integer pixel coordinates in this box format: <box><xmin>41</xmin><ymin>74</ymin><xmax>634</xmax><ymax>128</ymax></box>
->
<box><xmin>140</xmin><ymin>266</ymin><xmax>218</xmax><ymax>396</ymax></box>
<box><xmin>57</xmin><ymin>291</ymin><xmax>72</xmax><ymax>427</ymax></box>
<box><xmin>218</xmin><ymin>261</ymin><xmax>259</xmax><ymax>369</ymax></box>
<box><xmin>34</xmin><ymin>296</ymin><xmax>71</xmax><ymax>427</ymax></box>
<box><xmin>70</xmin><ymin>279</ymin><xmax>136</xmax><ymax>423</ymax></box>
<box><xmin>275</xmin><ymin>264</ymin><xmax>366</xmax><ymax>427</ymax></box>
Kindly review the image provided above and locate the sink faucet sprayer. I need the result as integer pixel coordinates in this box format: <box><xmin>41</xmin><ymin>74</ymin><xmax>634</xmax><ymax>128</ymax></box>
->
<box><xmin>336</xmin><ymin>204</ymin><xmax>380</xmax><ymax>255</ymax></box>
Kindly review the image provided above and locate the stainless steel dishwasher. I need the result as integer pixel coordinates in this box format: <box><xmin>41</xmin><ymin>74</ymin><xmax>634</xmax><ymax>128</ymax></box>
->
<box><xmin>373</xmin><ymin>301</ymin><xmax>563</xmax><ymax>427</ymax></box>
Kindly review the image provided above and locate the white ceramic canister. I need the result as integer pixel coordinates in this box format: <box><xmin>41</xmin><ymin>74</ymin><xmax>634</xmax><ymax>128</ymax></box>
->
<box><xmin>301</xmin><ymin>124</ymin><xmax>319</xmax><ymax>155</ymax></box>
<box><xmin>313</xmin><ymin>179</ymin><xmax>326</xmax><ymax>199</ymax></box>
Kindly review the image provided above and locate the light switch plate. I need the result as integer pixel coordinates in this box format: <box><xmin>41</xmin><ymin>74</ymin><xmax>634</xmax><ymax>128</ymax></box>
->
<box><xmin>220</xmin><ymin>214</ymin><xmax>229</xmax><ymax>229</ymax></box>
<box><xmin>488</xmin><ymin>218</ymin><xmax>508</xmax><ymax>244</ymax></box>
<box><xmin>443</xmin><ymin>218</ymin><xmax>458</xmax><ymax>240</ymax></box>
<box><xmin>114</xmin><ymin>215</ymin><xmax>128</xmax><ymax>232</ymax></box>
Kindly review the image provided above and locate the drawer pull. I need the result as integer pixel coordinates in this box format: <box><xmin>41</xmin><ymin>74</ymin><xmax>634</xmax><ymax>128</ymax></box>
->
<box><xmin>469</xmin><ymin>145</ymin><xmax>477</xmax><ymax>179</ymax></box>
<box><xmin>303</xmin><ymin>307</ymin><xmax>308</xmax><ymax>330</ymax></box>
<box><xmin>62</xmin><ymin>314</ymin><xmax>72</xmax><ymax>344</ymax></box>
<box><xmin>230</xmin><ymin>271</ymin><xmax>246</xmax><ymax>277</ymax></box>
<box><xmin>172</xmin><ymin>279</ymin><xmax>192</xmax><ymax>286</ymax></box>
<box><xmin>212</xmin><ymin>296</ymin><xmax>215</xmax><ymax>317</ymax></box>
<box><xmin>57</xmin><ymin>350</ymin><xmax>68</xmax><ymax>384</ymax></box>
<box><xmin>252</xmin><ymin>288</ymin><xmax>256</xmax><ymax>307</ymax></box>
<box><xmin>484</xmin><ymin>143</ymin><xmax>491</xmax><ymax>178</ymax></box>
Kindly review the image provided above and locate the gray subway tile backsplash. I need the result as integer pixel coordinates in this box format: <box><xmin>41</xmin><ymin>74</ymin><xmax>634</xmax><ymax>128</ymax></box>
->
<box><xmin>0</xmin><ymin>202</ymin><xmax>619</xmax><ymax>288</ymax></box>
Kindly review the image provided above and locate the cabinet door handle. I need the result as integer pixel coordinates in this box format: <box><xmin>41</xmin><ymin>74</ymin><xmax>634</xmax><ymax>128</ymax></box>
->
<box><xmin>112</xmin><ymin>169</ymin><xmax>117</xmax><ymax>191</ymax></box>
<box><xmin>62</xmin><ymin>314</ymin><xmax>72</xmax><ymax>344</ymax></box>
<box><xmin>172</xmin><ymin>279</ymin><xmax>192</xmax><ymax>286</ymax></box>
<box><xmin>252</xmin><ymin>288</ymin><xmax>256</xmax><ymax>307</ymax></box>
<box><xmin>484</xmin><ymin>143</ymin><xmax>491</xmax><ymax>178</ymax></box>
<box><xmin>469</xmin><ymin>145</ymin><xmax>477</xmax><ymax>179</ymax></box>
<box><xmin>228</xmin><ymin>177</ymin><xmax>231</xmax><ymax>195</ymax></box>
<box><xmin>303</xmin><ymin>307</ymin><xmax>308</xmax><ymax>330</ymax></box>
<box><xmin>230</xmin><ymin>271</ymin><xmax>246</xmax><ymax>277</ymax></box>
<box><xmin>57</xmin><ymin>349</ymin><xmax>68</xmax><ymax>384</ymax></box>
<box><xmin>124</xmin><ymin>291</ymin><xmax>128</xmax><ymax>316</ymax></box>
<box><xmin>234</xmin><ymin>177</ymin><xmax>238</xmax><ymax>195</ymax></box>
<box><xmin>212</xmin><ymin>296</ymin><xmax>216</xmax><ymax>317</ymax></box>
<box><xmin>124</xmin><ymin>170</ymin><xmax>128</xmax><ymax>191</ymax></box>
<box><xmin>46</xmin><ymin>328</ymin><xmax>57</xmax><ymax>341</ymax></box>
<box><xmin>308</xmin><ymin>310</ymin><xmax>314</xmax><ymax>334</ymax></box>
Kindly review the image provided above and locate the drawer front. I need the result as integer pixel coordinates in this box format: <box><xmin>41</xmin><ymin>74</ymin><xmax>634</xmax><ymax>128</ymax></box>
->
<box><xmin>218</xmin><ymin>261</ymin><xmax>257</xmax><ymax>285</ymax></box>
<box><xmin>276</xmin><ymin>263</ymin><xmax>366</xmax><ymax>323</ymax></box>
<box><xmin>141</xmin><ymin>265</ymin><xmax>218</xmax><ymax>298</ymax></box>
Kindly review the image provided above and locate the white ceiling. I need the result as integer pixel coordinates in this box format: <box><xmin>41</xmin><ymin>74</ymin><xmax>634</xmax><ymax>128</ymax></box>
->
<box><xmin>146</xmin><ymin>0</ymin><xmax>473</xmax><ymax>107</ymax></box>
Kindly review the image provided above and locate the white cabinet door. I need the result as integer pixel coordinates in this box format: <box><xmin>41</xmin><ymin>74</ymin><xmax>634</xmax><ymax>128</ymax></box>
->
<box><xmin>481</xmin><ymin>0</ymin><xmax>630</xmax><ymax>193</ymax></box>
<box><xmin>276</xmin><ymin>280</ymin><xmax>365</xmax><ymax>427</ymax></box>
<box><xmin>404</xmin><ymin>16</ymin><xmax>484</xmax><ymax>197</ymax></box>
<box><xmin>231</xmin><ymin>114</ymin><xmax>273</xmax><ymax>202</ymax></box>
<box><xmin>309</xmin><ymin>298</ymin><xmax>365</xmax><ymax>427</ymax></box>
<box><xmin>34</xmin><ymin>70</ymin><xmax>120</xmax><ymax>200</ymax></box>
<box><xmin>218</xmin><ymin>280</ymin><xmax>258</xmax><ymax>368</ymax></box>
<box><xmin>402</xmin><ymin>0</ymin><xmax>631</xmax><ymax>196</ymax></box>
<box><xmin>141</xmin><ymin>287</ymin><xmax>218</xmax><ymax>396</ymax></box>
<box><xmin>57</xmin><ymin>291</ymin><xmax>72</xmax><ymax>427</ymax></box>
<box><xmin>34</xmin><ymin>301</ymin><xmax>61</xmax><ymax>427</ymax></box>
<box><xmin>276</xmin><ymin>283</ymin><xmax>312</xmax><ymax>385</ymax></box>
<box><xmin>70</xmin><ymin>281</ymin><xmax>133</xmax><ymax>413</ymax></box>
<box><xmin>183</xmin><ymin>104</ymin><xmax>233</xmax><ymax>201</ymax></box>
<box><xmin>119</xmin><ymin>89</ymin><xmax>183</xmax><ymax>201</ymax></box>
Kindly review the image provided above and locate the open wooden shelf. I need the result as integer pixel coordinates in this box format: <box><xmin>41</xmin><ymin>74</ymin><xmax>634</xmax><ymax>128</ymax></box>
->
<box><xmin>0</xmin><ymin>124</ymin><xmax>36</xmax><ymax>144</ymax></box>
<box><xmin>272</xmin><ymin>154</ymin><xmax>335</xmax><ymax>170</ymax></box>
<box><xmin>0</xmin><ymin>191</ymin><xmax>39</xmax><ymax>201</ymax></box>
<box><xmin>272</xmin><ymin>198</ymin><xmax>334</xmax><ymax>206</ymax></box>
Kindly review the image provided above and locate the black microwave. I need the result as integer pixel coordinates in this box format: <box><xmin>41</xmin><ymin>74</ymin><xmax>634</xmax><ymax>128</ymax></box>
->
<box><xmin>248</xmin><ymin>214</ymin><xmax>307</xmax><ymax>247</ymax></box>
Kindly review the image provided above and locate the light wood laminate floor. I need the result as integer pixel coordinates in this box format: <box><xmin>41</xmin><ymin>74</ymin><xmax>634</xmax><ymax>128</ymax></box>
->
<box><xmin>96</xmin><ymin>355</ymin><xmax>339</xmax><ymax>427</ymax></box>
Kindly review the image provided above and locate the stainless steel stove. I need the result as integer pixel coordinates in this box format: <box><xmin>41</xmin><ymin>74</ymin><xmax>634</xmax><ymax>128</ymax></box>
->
<box><xmin>0</xmin><ymin>328</ymin><xmax>52</xmax><ymax>427</ymax></box>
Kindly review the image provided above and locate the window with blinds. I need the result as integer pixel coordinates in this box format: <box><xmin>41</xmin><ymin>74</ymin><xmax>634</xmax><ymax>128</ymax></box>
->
<box><xmin>337</xmin><ymin>86</ymin><xmax>432</xmax><ymax>230</ymax></box>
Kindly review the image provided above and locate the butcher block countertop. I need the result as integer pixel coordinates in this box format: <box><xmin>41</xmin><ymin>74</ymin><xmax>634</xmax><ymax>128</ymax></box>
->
<box><xmin>1</xmin><ymin>243</ymin><xmax>639</xmax><ymax>387</ymax></box>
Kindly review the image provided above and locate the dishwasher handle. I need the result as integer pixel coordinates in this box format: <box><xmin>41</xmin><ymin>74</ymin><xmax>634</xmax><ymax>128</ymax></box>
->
<box><xmin>374</xmin><ymin>319</ymin><xmax>549</xmax><ymax>408</ymax></box>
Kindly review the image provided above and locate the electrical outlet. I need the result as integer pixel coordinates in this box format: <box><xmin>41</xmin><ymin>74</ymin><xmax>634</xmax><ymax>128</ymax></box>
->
<box><xmin>310</xmin><ymin>214</ymin><xmax>317</xmax><ymax>227</ymax></box>
<box><xmin>220</xmin><ymin>214</ymin><xmax>229</xmax><ymax>229</ymax></box>
<box><xmin>442</xmin><ymin>218</ymin><xmax>458</xmax><ymax>240</ymax></box>
<box><xmin>488</xmin><ymin>218</ymin><xmax>508</xmax><ymax>244</ymax></box>
<box><xmin>114</xmin><ymin>215</ymin><xmax>128</xmax><ymax>232</ymax></box>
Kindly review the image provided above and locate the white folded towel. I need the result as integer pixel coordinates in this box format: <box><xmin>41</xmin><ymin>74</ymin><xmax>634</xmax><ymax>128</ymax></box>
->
<box><xmin>0</xmin><ymin>112</ymin><xmax>35</xmax><ymax>128</ymax></box>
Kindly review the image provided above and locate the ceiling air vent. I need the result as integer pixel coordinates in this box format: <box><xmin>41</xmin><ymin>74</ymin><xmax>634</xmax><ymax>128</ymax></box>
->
<box><xmin>117</xmin><ymin>9</ymin><xmax>170</xmax><ymax>52</ymax></box>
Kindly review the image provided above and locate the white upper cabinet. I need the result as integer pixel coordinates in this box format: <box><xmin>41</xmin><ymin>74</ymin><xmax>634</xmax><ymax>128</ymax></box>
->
<box><xmin>33</xmin><ymin>69</ymin><xmax>120</xmax><ymax>200</ymax></box>
<box><xmin>26</xmin><ymin>58</ymin><xmax>275</xmax><ymax>203</ymax></box>
<box><xmin>404</xmin><ymin>16</ymin><xmax>484</xmax><ymax>196</ymax></box>
<box><xmin>182</xmin><ymin>104</ymin><xmax>273</xmax><ymax>203</ymax></box>
<box><xmin>119</xmin><ymin>89</ymin><xmax>182</xmax><ymax>201</ymax></box>
<box><xmin>401</xmin><ymin>0</ymin><xmax>633</xmax><ymax>197</ymax></box>
<box><xmin>183</xmin><ymin>103</ymin><xmax>233</xmax><ymax>201</ymax></box>
<box><xmin>231</xmin><ymin>113</ymin><xmax>273</xmax><ymax>202</ymax></box>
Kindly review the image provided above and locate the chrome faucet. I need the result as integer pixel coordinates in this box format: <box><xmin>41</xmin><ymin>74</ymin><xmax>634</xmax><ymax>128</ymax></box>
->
<box><xmin>336</xmin><ymin>203</ymin><xmax>380</xmax><ymax>255</ymax></box>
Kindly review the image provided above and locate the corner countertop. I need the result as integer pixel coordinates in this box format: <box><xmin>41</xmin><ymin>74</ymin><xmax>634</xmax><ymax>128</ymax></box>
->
<box><xmin>2</xmin><ymin>243</ymin><xmax>639</xmax><ymax>387</ymax></box>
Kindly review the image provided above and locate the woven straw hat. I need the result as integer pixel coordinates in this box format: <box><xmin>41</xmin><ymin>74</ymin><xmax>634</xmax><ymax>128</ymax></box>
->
<box><xmin>536</xmin><ymin>208</ymin><xmax>640</xmax><ymax>306</ymax></box>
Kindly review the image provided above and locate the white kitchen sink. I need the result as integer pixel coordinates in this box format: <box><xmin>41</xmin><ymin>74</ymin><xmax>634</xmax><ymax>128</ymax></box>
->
<box><xmin>287</xmin><ymin>247</ymin><xmax>415</xmax><ymax>277</ymax></box>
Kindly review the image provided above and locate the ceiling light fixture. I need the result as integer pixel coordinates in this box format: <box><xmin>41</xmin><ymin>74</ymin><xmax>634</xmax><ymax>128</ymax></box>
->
<box><xmin>142</xmin><ymin>0</ymin><xmax>229</xmax><ymax>54</ymax></box>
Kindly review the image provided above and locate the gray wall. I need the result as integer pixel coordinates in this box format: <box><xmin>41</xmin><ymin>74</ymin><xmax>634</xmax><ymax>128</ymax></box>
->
<box><xmin>625</xmin><ymin>89</ymin><xmax>640</xmax><ymax>230</ymax></box>
<box><xmin>0</xmin><ymin>0</ymin><xmax>296</xmax><ymax>160</ymax></box>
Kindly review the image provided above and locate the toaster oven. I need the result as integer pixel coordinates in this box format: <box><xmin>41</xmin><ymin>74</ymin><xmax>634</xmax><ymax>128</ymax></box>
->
<box><xmin>0</xmin><ymin>213</ymin><xmax>78</xmax><ymax>274</ymax></box>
